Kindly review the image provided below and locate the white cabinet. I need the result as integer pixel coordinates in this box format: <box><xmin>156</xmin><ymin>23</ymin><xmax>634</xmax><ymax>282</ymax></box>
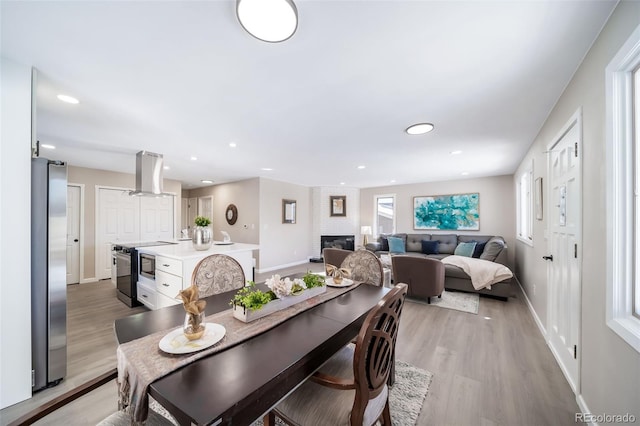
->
<box><xmin>135</xmin><ymin>244</ymin><xmax>257</xmax><ymax>310</ymax></box>
<box><xmin>137</xmin><ymin>281</ymin><xmax>157</xmax><ymax>310</ymax></box>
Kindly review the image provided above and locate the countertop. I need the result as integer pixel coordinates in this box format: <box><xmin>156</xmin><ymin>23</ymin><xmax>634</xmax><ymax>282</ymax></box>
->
<box><xmin>136</xmin><ymin>240</ymin><xmax>259</xmax><ymax>260</ymax></box>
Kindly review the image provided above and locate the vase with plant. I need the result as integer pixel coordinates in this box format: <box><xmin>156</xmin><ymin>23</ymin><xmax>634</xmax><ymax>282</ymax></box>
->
<box><xmin>192</xmin><ymin>216</ymin><xmax>212</xmax><ymax>251</ymax></box>
<box><xmin>230</xmin><ymin>272</ymin><xmax>326</xmax><ymax>322</ymax></box>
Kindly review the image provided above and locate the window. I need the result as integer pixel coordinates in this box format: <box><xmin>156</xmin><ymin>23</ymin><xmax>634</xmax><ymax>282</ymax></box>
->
<box><xmin>517</xmin><ymin>163</ymin><xmax>533</xmax><ymax>245</ymax></box>
<box><xmin>606</xmin><ymin>22</ymin><xmax>640</xmax><ymax>353</ymax></box>
<box><xmin>375</xmin><ymin>195</ymin><xmax>395</xmax><ymax>235</ymax></box>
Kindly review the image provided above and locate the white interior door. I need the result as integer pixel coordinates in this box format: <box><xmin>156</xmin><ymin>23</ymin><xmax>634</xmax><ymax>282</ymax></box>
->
<box><xmin>547</xmin><ymin>117</ymin><xmax>581</xmax><ymax>393</ymax></box>
<box><xmin>198</xmin><ymin>196</ymin><xmax>213</xmax><ymax>222</ymax></box>
<box><xmin>66</xmin><ymin>185</ymin><xmax>80</xmax><ymax>284</ymax></box>
<box><xmin>187</xmin><ymin>197</ymin><xmax>197</xmax><ymax>232</ymax></box>
<box><xmin>97</xmin><ymin>188</ymin><xmax>140</xmax><ymax>280</ymax></box>
<box><xmin>140</xmin><ymin>196</ymin><xmax>174</xmax><ymax>241</ymax></box>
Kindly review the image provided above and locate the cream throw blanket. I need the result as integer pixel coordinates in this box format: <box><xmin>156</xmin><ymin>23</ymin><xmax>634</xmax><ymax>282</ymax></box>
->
<box><xmin>441</xmin><ymin>255</ymin><xmax>513</xmax><ymax>290</ymax></box>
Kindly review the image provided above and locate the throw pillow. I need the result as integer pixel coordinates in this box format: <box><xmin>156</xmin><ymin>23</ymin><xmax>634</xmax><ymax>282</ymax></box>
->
<box><xmin>421</xmin><ymin>240</ymin><xmax>439</xmax><ymax>255</ymax></box>
<box><xmin>454</xmin><ymin>241</ymin><xmax>477</xmax><ymax>257</ymax></box>
<box><xmin>379</xmin><ymin>234</ymin><xmax>390</xmax><ymax>251</ymax></box>
<box><xmin>387</xmin><ymin>236</ymin><xmax>406</xmax><ymax>253</ymax></box>
<box><xmin>472</xmin><ymin>241</ymin><xmax>487</xmax><ymax>258</ymax></box>
<box><xmin>480</xmin><ymin>237</ymin><xmax>505</xmax><ymax>261</ymax></box>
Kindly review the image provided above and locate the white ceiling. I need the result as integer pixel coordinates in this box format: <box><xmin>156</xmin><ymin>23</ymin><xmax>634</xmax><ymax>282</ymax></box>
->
<box><xmin>2</xmin><ymin>0</ymin><xmax>616</xmax><ymax>189</ymax></box>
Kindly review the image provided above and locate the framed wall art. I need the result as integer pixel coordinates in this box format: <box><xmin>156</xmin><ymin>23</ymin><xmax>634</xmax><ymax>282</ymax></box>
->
<box><xmin>330</xmin><ymin>195</ymin><xmax>346</xmax><ymax>217</ymax></box>
<box><xmin>282</xmin><ymin>199</ymin><xmax>296</xmax><ymax>224</ymax></box>
<box><xmin>413</xmin><ymin>193</ymin><xmax>480</xmax><ymax>230</ymax></box>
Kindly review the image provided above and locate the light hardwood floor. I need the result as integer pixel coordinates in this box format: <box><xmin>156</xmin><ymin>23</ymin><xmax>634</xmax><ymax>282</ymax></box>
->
<box><xmin>0</xmin><ymin>263</ymin><xmax>578</xmax><ymax>425</ymax></box>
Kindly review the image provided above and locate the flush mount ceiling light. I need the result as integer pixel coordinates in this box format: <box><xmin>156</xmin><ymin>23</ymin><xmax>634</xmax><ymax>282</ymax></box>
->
<box><xmin>405</xmin><ymin>123</ymin><xmax>434</xmax><ymax>135</ymax></box>
<box><xmin>236</xmin><ymin>0</ymin><xmax>298</xmax><ymax>43</ymax></box>
<box><xmin>201</xmin><ymin>180</ymin><xmax>214</xmax><ymax>184</ymax></box>
<box><xmin>57</xmin><ymin>94</ymin><xmax>79</xmax><ymax>104</ymax></box>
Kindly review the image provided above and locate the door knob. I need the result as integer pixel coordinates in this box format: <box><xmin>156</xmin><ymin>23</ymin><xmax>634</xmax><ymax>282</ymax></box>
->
<box><xmin>542</xmin><ymin>255</ymin><xmax>554</xmax><ymax>261</ymax></box>
<box><xmin>74</xmin><ymin>239</ymin><xmax>79</xmax><ymax>242</ymax></box>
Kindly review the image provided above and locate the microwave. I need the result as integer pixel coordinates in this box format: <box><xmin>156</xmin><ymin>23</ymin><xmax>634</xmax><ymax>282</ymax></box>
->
<box><xmin>139</xmin><ymin>253</ymin><xmax>156</xmax><ymax>280</ymax></box>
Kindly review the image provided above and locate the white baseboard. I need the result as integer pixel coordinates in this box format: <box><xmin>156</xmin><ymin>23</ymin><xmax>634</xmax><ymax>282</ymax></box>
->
<box><xmin>80</xmin><ymin>277</ymin><xmax>98</xmax><ymax>284</ymax></box>
<box><xmin>257</xmin><ymin>259</ymin><xmax>312</xmax><ymax>274</ymax></box>
<box><xmin>576</xmin><ymin>394</ymin><xmax>597</xmax><ymax>426</ymax></box>
<box><xmin>517</xmin><ymin>275</ymin><xmax>547</xmax><ymax>338</ymax></box>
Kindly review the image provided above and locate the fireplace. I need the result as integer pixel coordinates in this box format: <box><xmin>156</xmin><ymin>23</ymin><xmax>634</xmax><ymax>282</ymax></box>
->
<box><xmin>321</xmin><ymin>235</ymin><xmax>355</xmax><ymax>251</ymax></box>
<box><xmin>310</xmin><ymin>235</ymin><xmax>356</xmax><ymax>262</ymax></box>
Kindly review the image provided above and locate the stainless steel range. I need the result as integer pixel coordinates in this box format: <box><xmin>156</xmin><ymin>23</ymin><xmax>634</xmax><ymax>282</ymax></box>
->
<box><xmin>112</xmin><ymin>241</ymin><xmax>177</xmax><ymax>307</ymax></box>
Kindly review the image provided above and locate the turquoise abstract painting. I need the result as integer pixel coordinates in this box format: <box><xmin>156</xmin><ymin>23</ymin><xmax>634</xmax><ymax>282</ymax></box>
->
<box><xmin>413</xmin><ymin>193</ymin><xmax>480</xmax><ymax>230</ymax></box>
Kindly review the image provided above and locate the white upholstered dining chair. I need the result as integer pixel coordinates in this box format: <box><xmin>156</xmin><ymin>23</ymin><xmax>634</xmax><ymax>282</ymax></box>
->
<box><xmin>191</xmin><ymin>253</ymin><xmax>246</xmax><ymax>297</ymax></box>
<box><xmin>264</xmin><ymin>283</ymin><xmax>409</xmax><ymax>426</ymax></box>
<box><xmin>342</xmin><ymin>249</ymin><xmax>385</xmax><ymax>286</ymax></box>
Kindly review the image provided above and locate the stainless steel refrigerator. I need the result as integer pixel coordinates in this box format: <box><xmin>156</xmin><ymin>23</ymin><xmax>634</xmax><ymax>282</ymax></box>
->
<box><xmin>31</xmin><ymin>157</ymin><xmax>67</xmax><ymax>391</ymax></box>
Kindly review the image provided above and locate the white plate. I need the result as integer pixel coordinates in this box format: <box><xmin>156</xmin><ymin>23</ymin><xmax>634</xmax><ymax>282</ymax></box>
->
<box><xmin>159</xmin><ymin>323</ymin><xmax>226</xmax><ymax>354</ymax></box>
<box><xmin>214</xmin><ymin>241</ymin><xmax>234</xmax><ymax>245</ymax></box>
<box><xmin>325</xmin><ymin>277</ymin><xmax>355</xmax><ymax>288</ymax></box>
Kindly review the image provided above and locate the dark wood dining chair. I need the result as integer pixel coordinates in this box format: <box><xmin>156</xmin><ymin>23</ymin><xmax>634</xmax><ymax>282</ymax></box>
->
<box><xmin>7</xmin><ymin>368</ymin><xmax>176</xmax><ymax>426</ymax></box>
<box><xmin>264</xmin><ymin>283</ymin><xmax>408</xmax><ymax>426</ymax></box>
<box><xmin>191</xmin><ymin>253</ymin><xmax>245</xmax><ymax>297</ymax></box>
<box><xmin>342</xmin><ymin>249</ymin><xmax>385</xmax><ymax>286</ymax></box>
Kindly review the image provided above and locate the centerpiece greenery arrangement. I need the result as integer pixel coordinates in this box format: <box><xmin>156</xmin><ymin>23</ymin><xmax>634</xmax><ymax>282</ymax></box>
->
<box><xmin>230</xmin><ymin>272</ymin><xmax>326</xmax><ymax>322</ymax></box>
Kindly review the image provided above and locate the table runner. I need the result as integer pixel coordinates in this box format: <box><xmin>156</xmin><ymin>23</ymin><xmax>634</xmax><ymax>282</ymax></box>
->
<box><xmin>117</xmin><ymin>282</ymin><xmax>362</xmax><ymax>424</ymax></box>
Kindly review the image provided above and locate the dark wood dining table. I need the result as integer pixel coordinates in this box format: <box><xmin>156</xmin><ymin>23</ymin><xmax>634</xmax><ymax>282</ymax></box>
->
<box><xmin>113</xmin><ymin>281</ymin><xmax>389</xmax><ymax>425</ymax></box>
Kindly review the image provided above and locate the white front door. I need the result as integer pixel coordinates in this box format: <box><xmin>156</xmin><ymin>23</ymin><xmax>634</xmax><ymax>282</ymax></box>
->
<box><xmin>66</xmin><ymin>185</ymin><xmax>81</xmax><ymax>284</ymax></box>
<box><xmin>547</xmin><ymin>113</ymin><xmax>582</xmax><ymax>393</ymax></box>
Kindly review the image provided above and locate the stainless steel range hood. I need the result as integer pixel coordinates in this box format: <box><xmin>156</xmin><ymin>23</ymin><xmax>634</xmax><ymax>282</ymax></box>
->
<box><xmin>129</xmin><ymin>151</ymin><xmax>171</xmax><ymax>197</ymax></box>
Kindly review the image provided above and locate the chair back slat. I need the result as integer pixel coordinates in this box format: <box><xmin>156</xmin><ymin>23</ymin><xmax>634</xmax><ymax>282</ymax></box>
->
<box><xmin>351</xmin><ymin>283</ymin><xmax>408</xmax><ymax>424</ymax></box>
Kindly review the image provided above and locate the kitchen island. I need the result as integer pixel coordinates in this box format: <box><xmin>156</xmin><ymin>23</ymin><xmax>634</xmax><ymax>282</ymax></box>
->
<box><xmin>135</xmin><ymin>241</ymin><xmax>259</xmax><ymax>310</ymax></box>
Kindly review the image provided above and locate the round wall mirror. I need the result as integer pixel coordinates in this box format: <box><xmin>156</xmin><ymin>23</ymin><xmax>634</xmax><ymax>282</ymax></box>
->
<box><xmin>226</xmin><ymin>204</ymin><xmax>238</xmax><ymax>225</ymax></box>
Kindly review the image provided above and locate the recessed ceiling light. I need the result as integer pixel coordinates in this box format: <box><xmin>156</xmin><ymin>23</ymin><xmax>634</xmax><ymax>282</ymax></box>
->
<box><xmin>340</xmin><ymin>182</ymin><xmax>345</xmax><ymax>185</ymax></box>
<box><xmin>357</xmin><ymin>165</ymin><xmax>366</xmax><ymax>169</ymax></box>
<box><xmin>57</xmin><ymin>94</ymin><xmax>79</xmax><ymax>104</ymax></box>
<box><xmin>405</xmin><ymin>123</ymin><xmax>434</xmax><ymax>135</ymax></box>
<box><xmin>163</xmin><ymin>166</ymin><xmax>170</xmax><ymax>170</ymax></box>
<box><xmin>201</xmin><ymin>180</ymin><xmax>213</xmax><ymax>184</ymax></box>
<box><xmin>190</xmin><ymin>156</ymin><xmax>198</xmax><ymax>161</ymax></box>
<box><xmin>236</xmin><ymin>0</ymin><xmax>298</xmax><ymax>43</ymax></box>
<box><xmin>390</xmin><ymin>179</ymin><xmax>396</xmax><ymax>183</ymax></box>
<box><xmin>461</xmin><ymin>172</ymin><xmax>469</xmax><ymax>176</ymax></box>
<box><xmin>450</xmin><ymin>150</ymin><xmax>462</xmax><ymax>155</ymax></box>
<box><xmin>229</xmin><ymin>142</ymin><xmax>237</xmax><ymax>148</ymax></box>
<box><xmin>41</xmin><ymin>144</ymin><xmax>56</xmax><ymax>149</ymax></box>
<box><xmin>261</xmin><ymin>167</ymin><xmax>273</xmax><ymax>171</ymax></box>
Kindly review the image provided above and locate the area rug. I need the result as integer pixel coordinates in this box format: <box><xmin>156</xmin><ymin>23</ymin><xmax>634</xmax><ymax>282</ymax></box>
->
<box><xmin>244</xmin><ymin>360</ymin><xmax>431</xmax><ymax>426</ymax></box>
<box><xmin>407</xmin><ymin>289</ymin><xmax>479</xmax><ymax>314</ymax></box>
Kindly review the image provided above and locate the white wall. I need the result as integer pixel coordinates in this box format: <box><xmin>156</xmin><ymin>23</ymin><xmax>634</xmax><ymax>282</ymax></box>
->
<box><xmin>0</xmin><ymin>59</ymin><xmax>33</xmax><ymax>408</ymax></box>
<box><xmin>360</xmin><ymin>175</ymin><xmax>516</xmax><ymax>267</ymax></box>
<box><xmin>258</xmin><ymin>178</ymin><xmax>313</xmax><ymax>272</ymax></box>
<box><xmin>311</xmin><ymin>186</ymin><xmax>361</xmax><ymax>256</ymax></box>
<box><xmin>514</xmin><ymin>0</ymin><xmax>640</xmax><ymax>417</ymax></box>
